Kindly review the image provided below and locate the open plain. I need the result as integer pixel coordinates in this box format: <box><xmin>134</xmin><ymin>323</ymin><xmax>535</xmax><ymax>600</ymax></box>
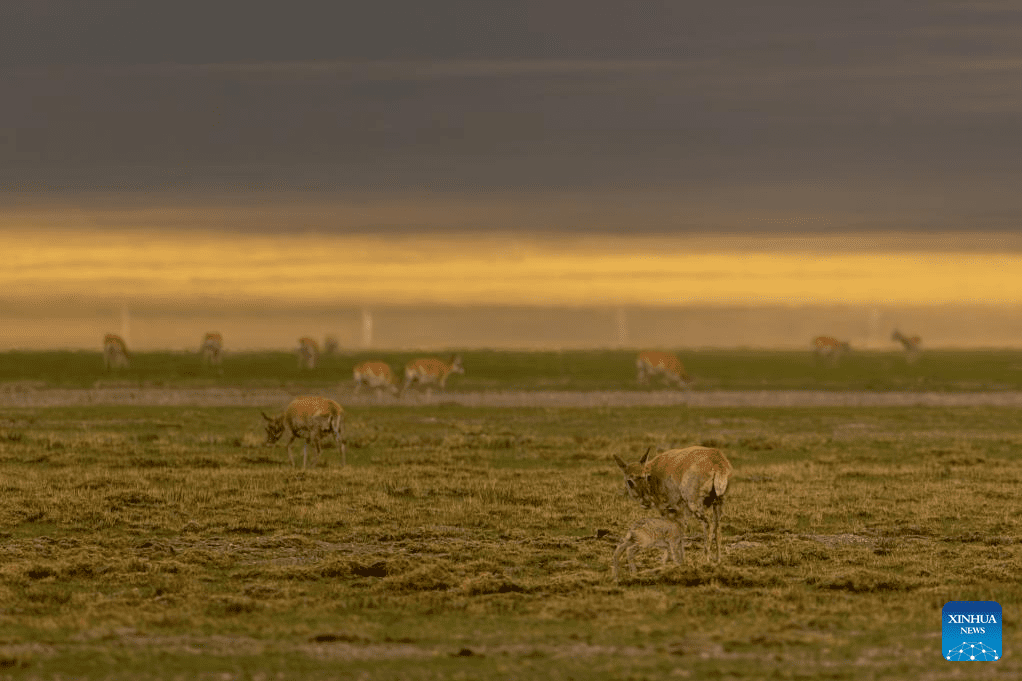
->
<box><xmin>1</xmin><ymin>350</ymin><xmax>1020</xmax><ymax>679</ymax></box>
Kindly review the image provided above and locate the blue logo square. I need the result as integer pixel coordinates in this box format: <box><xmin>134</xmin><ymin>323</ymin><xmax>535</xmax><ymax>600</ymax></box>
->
<box><xmin>943</xmin><ymin>601</ymin><xmax>1001</xmax><ymax>661</ymax></box>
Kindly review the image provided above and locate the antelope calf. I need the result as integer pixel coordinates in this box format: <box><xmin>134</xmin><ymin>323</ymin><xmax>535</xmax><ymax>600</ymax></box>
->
<box><xmin>103</xmin><ymin>334</ymin><xmax>130</xmax><ymax>371</ymax></box>
<box><xmin>262</xmin><ymin>396</ymin><xmax>346</xmax><ymax>468</ymax></box>
<box><xmin>611</xmin><ymin>517</ymin><xmax>684</xmax><ymax>582</ymax></box>
<box><xmin>613</xmin><ymin>446</ymin><xmax>733</xmax><ymax>563</ymax></box>
<box><xmin>297</xmin><ymin>337</ymin><xmax>319</xmax><ymax>370</ymax></box>
<box><xmin>401</xmin><ymin>355</ymin><xmax>464</xmax><ymax>397</ymax></box>
<box><xmin>636</xmin><ymin>351</ymin><xmax>691</xmax><ymax>388</ymax></box>
<box><xmin>353</xmin><ymin>361</ymin><xmax>399</xmax><ymax>398</ymax></box>
<box><xmin>200</xmin><ymin>332</ymin><xmax>224</xmax><ymax>367</ymax></box>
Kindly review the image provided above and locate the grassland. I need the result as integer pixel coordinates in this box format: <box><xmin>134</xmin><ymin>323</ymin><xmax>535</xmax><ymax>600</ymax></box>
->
<box><xmin>3</xmin><ymin>348</ymin><xmax>1022</xmax><ymax>392</ymax></box>
<box><xmin>1</xmin><ymin>398</ymin><xmax>1020</xmax><ymax>679</ymax></box>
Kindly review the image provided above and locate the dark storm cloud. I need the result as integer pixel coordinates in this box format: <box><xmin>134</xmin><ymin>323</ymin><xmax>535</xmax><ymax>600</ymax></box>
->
<box><xmin>4</xmin><ymin>1</ymin><xmax>1022</xmax><ymax>231</ymax></box>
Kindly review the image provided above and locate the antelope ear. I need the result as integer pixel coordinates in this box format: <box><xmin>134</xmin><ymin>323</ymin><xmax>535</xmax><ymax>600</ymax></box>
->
<box><xmin>261</xmin><ymin>412</ymin><xmax>273</xmax><ymax>421</ymax></box>
<box><xmin>612</xmin><ymin>454</ymin><xmax>628</xmax><ymax>471</ymax></box>
<box><xmin>639</xmin><ymin>446</ymin><xmax>653</xmax><ymax>465</ymax></box>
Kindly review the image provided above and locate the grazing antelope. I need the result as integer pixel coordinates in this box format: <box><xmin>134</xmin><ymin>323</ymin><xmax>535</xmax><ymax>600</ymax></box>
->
<box><xmin>353</xmin><ymin>361</ymin><xmax>400</xmax><ymax>398</ymax></box>
<box><xmin>636</xmin><ymin>351</ymin><xmax>691</xmax><ymax>388</ymax></box>
<box><xmin>613</xmin><ymin>446</ymin><xmax>733</xmax><ymax>563</ymax></box>
<box><xmin>261</xmin><ymin>395</ymin><xmax>346</xmax><ymax>468</ymax></box>
<box><xmin>400</xmin><ymin>355</ymin><xmax>464</xmax><ymax>397</ymax></box>
<box><xmin>891</xmin><ymin>329</ymin><xmax>921</xmax><ymax>363</ymax></box>
<box><xmin>323</xmin><ymin>335</ymin><xmax>339</xmax><ymax>355</ymax></box>
<box><xmin>200</xmin><ymin>332</ymin><xmax>223</xmax><ymax>367</ymax></box>
<box><xmin>103</xmin><ymin>333</ymin><xmax>130</xmax><ymax>371</ymax></box>
<box><xmin>611</xmin><ymin>517</ymin><xmax>684</xmax><ymax>582</ymax></box>
<box><xmin>297</xmin><ymin>337</ymin><xmax>319</xmax><ymax>370</ymax></box>
<box><xmin>812</xmin><ymin>336</ymin><xmax>850</xmax><ymax>363</ymax></box>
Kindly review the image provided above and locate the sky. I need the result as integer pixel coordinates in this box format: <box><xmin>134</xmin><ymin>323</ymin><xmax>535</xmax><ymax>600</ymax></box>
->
<box><xmin>4</xmin><ymin>0</ymin><xmax>1022</xmax><ymax>231</ymax></box>
<box><xmin>3</xmin><ymin>2</ymin><xmax>1022</xmax><ymax>348</ymax></box>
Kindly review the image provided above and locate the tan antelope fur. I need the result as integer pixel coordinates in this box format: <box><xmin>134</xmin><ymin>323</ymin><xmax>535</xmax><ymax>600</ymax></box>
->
<box><xmin>401</xmin><ymin>355</ymin><xmax>464</xmax><ymax>396</ymax></box>
<box><xmin>612</xmin><ymin>517</ymin><xmax>684</xmax><ymax>581</ymax></box>
<box><xmin>297</xmin><ymin>337</ymin><xmax>319</xmax><ymax>370</ymax></box>
<box><xmin>200</xmin><ymin>332</ymin><xmax>223</xmax><ymax>367</ymax></box>
<box><xmin>636</xmin><ymin>351</ymin><xmax>691</xmax><ymax>387</ymax></box>
<box><xmin>262</xmin><ymin>396</ymin><xmax>346</xmax><ymax>468</ymax></box>
<box><xmin>103</xmin><ymin>333</ymin><xmax>130</xmax><ymax>370</ymax></box>
<box><xmin>353</xmin><ymin>361</ymin><xmax>399</xmax><ymax>397</ymax></box>
<box><xmin>613</xmin><ymin>446</ymin><xmax>733</xmax><ymax>563</ymax></box>
<box><xmin>812</xmin><ymin>336</ymin><xmax>850</xmax><ymax>363</ymax></box>
<box><xmin>891</xmin><ymin>329</ymin><xmax>921</xmax><ymax>363</ymax></box>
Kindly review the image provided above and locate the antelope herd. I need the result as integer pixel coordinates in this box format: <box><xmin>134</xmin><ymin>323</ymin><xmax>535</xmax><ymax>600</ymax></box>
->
<box><xmin>94</xmin><ymin>329</ymin><xmax>932</xmax><ymax>578</ymax></box>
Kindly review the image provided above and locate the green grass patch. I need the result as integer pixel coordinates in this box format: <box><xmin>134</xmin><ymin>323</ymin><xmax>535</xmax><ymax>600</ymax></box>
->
<box><xmin>5</xmin><ymin>348</ymin><xmax>1022</xmax><ymax>391</ymax></box>
<box><xmin>0</xmin><ymin>403</ymin><xmax>1019</xmax><ymax>678</ymax></box>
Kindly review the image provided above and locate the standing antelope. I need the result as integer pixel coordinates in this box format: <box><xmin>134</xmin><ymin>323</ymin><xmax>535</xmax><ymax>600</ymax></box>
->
<box><xmin>323</xmin><ymin>335</ymin><xmax>339</xmax><ymax>355</ymax></box>
<box><xmin>891</xmin><ymin>329</ymin><xmax>921</xmax><ymax>363</ymax></box>
<box><xmin>812</xmin><ymin>336</ymin><xmax>850</xmax><ymax>363</ymax></box>
<box><xmin>401</xmin><ymin>355</ymin><xmax>464</xmax><ymax>397</ymax></box>
<box><xmin>262</xmin><ymin>395</ymin><xmax>346</xmax><ymax>468</ymax></box>
<box><xmin>200</xmin><ymin>332</ymin><xmax>224</xmax><ymax>367</ymax></box>
<box><xmin>611</xmin><ymin>517</ymin><xmax>684</xmax><ymax>582</ymax></box>
<box><xmin>103</xmin><ymin>333</ymin><xmax>130</xmax><ymax>371</ymax></box>
<box><xmin>636</xmin><ymin>351</ymin><xmax>691</xmax><ymax>388</ymax></box>
<box><xmin>353</xmin><ymin>361</ymin><xmax>400</xmax><ymax>399</ymax></box>
<box><xmin>613</xmin><ymin>446</ymin><xmax>733</xmax><ymax>564</ymax></box>
<box><xmin>297</xmin><ymin>337</ymin><xmax>319</xmax><ymax>370</ymax></box>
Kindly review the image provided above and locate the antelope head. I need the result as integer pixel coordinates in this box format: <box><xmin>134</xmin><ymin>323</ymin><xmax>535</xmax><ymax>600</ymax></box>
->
<box><xmin>261</xmin><ymin>412</ymin><xmax>286</xmax><ymax>446</ymax></box>
<box><xmin>449</xmin><ymin>355</ymin><xmax>465</xmax><ymax>375</ymax></box>
<box><xmin>613</xmin><ymin>446</ymin><xmax>656</xmax><ymax>508</ymax></box>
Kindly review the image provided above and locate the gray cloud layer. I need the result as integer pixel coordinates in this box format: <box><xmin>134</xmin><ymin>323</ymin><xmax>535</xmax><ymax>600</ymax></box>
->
<box><xmin>3</xmin><ymin>1</ymin><xmax>1022</xmax><ymax>231</ymax></box>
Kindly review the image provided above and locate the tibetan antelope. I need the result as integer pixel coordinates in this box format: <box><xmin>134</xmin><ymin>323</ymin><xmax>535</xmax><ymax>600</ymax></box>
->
<box><xmin>812</xmin><ymin>336</ymin><xmax>850</xmax><ymax>363</ymax></box>
<box><xmin>613</xmin><ymin>446</ymin><xmax>733</xmax><ymax>563</ymax></box>
<box><xmin>636</xmin><ymin>351</ymin><xmax>691</xmax><ymax>388</ymax></box>
<box><xmin>611</xmin><ymin>517</ymin><xmax>684</xmax><ymax>582</ymax></box>
<box><xmin>261</xmin><ymin>395</ymin><xmax>346</xmax><ymax>468</ymax></box>
<box><xmin>891</xmin><ymin>329</ymin><xmax>921</xmax><ymax>363</ymax></box>
<box><xmin>200</xmin><ymin>332</ymin><xmax>223</xmax><ymax>367</ymax></box>
<box><xmin>323</xmin><ymin>335</ymin><xmax>339</xmax><ymax>355</ymax></box>
<box><xmin>353</xmin><ymin>361</ymin><xmax>400</xmax><ymax>398</ymax></box>
<box><xmin>400</xmin><ymin>355</ymin><xmax>464</xmax><ymax>397</ymax></box>
<box><xmin>297</xmin><ymin>337</ymin><xmax>319</xmax><ymax>370</ymax></box>
<box><xmin>102</xmin><ymin>333</ymin><xmax>130</xmax><ymax>371</ymax></box>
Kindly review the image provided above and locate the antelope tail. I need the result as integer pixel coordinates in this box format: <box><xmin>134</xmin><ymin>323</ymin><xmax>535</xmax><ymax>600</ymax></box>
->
<box><xmin>713</xmin><ymin>470</ymin><xmax>730</xmax><ymax>498</ymax></box>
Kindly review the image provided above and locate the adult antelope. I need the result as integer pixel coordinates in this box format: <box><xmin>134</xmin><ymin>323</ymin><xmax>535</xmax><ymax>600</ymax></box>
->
<box><xmin>103</xmin><ymin>333</ymin><xmax>130</xmax><ymax>371</ymax></box>
<box><xmin>812</xmin><ymin>336</ymin><xmax>850</xmax><ymax>363</ymax></box>
<box><xmin>891</xmin><ymin>329</ymin><xmax>921</xmax><ymax>363</ymax></box>
<box><xmin>636</xmin><ymin>351</ymin><xmax>691</xmax><ymax>388</ymax></box>
<box><xmin>401</xmin><ymin>355</ymin><xmax>464</xmax><ymax>397</ymax></box>
<box><xmin>200</xmin><ymin>332</ymin><xmax>223</xmax><ymax>367</ymax></box>
<box><xmin>262</xmin><ymin>395</ymin><xmax>346</xmax><ymax>468</ymax></box>
<box><xmin>297</xmin><ymin>337</ymin><xmax>319</xmax><ymax>370</ymax></box>
<box><xmin>353</xmin><ymin>361</ymin><xmax>400</xmax><ymax>398</ymax></box>
<box><xmin>613</xmin><ymin>445</ymin><xmax>733</xmax><ymax>564</ymax></box>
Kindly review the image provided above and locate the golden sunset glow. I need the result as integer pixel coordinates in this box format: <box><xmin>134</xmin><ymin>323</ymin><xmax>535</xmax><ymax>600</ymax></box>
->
<box><xmin>7</xmin><ymin>229</ymin><xmax>1021</xmax><ymax>309</ymax></box>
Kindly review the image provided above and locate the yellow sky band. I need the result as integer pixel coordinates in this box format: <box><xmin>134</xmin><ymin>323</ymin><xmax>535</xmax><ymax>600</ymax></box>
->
<box><xmin>7</xmin><ymin>229</ymin><xmax>1021</xmax><ymax>307</ymax></box>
